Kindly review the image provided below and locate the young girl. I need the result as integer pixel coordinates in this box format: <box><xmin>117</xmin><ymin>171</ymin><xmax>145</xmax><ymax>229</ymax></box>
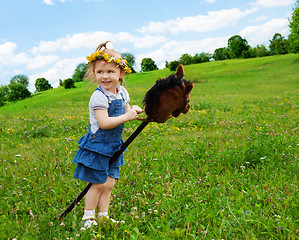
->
<box><xmin>73</xmin><ymin>41</ymin><xmax>142</xmax><ymax>229</ymax></box>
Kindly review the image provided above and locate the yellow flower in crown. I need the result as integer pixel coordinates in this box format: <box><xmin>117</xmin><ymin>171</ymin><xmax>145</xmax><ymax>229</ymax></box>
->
<box><xmin>86</xmin><ymin>52</ymin><xmax>95</xmax><ymax>62</ymax></box>
<box><xmin>103</xmin><ymin>54</ymin><xmax>109</xmax><ymax>61</ymax></box>
<box><xmin>124</xmin><ymin>67</ymin><xmax>132</xmax><ymax>74</ymax></box>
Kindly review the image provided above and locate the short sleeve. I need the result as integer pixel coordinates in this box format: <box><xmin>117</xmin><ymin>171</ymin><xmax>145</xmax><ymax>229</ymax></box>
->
<box><xmin>89</xmin><ymin>90</ymin><xmax>109</xmax><ymax>110</ymax></box>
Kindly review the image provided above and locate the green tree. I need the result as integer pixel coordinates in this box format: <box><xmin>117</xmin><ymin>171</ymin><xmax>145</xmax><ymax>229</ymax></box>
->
<box><xmin>122</xmin><ymin>53</ymin><xmax>136</xmax><ymax>73</ymax></box>
<box><xmin>199</xmin><ymin>52</ymin><xmax>212</xmax><ymax>63</ymax></box>
<box><xmin>269</xmin><ymin>33</ymin><xmax>289</xmax><ymax>55</ymax></box>
<box><xmin>168</xmin><ymin>60</ymin><xmax>180</xmax><ymax>71</ymax></box>
<box><xmin>0</xmin><ymin>85</ymin><xmax>9</xmax><ymax>106</ymax></box>
<box><xmin>35</xmin><ymin>78</ymin><xmax>53</xmax><ymax>92</ymax></box>
<box><xmin>253</xmin><ymin>44</ymin><xmax>270</xmax><ymax>57</ymax></box>
<box><xmin>288</xmin><ymin>0</ymin><xmax>299</xmax><ymax>53</ymax></box>
<box><xmin>7</xmin><ymin>74</ymin><xmax>31</xmax><ymax>101</ymax></box>
<box><xmin>213</xmin><ymin>47</ymin><xmax>230</xmax><ymax>61</ymax></box>
<box><xmin>227</xmin><ymin>35</ymin><xmax>250</xmax><ymax>59</ymax></box>
<box><xmin>179</xmin><ymin>54</ymin><xmax>192</xmax><ymax>65</ymax></box>
<box><xmin>72</xmin><ymin>63</ymin><xmax>87</xmax><ymax>82</ymax></box>
<box><xmin>192</xmin><ymin>54</ymin><xmax>202</xmax><ymax>64</ymax></box>
<box><xmin>60</xmin><ymin>78</ymin><xmax>75</xmax><ymax>89</ymax></box>
<box><xmin>7</xmin><ymin>83</ymin><xmax>31</xmax><ymax>101</ymax></box>
<box><xmin>141</xmin><ymin>58</ymin><xmax>158</xmax><ymax>72</ymax></box>
<box><xmin>10</xmin><ymin>74</ymin><xmax>29</xmax><ymax>87</ymax></box>
<box><xmin>241</xmin><ymin>47</ymin><xmax>256</xmax><ymax>59</ymax></box>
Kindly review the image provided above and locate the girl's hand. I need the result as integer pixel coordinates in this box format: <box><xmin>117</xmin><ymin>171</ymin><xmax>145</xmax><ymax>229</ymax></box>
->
<box><xmin>125</xmin><ymin>108</ymin><xmax>139</xmax><ymax>121</ymax></box>
<box><xmin>131</xmin><ymin>105</ymin><xmax>143</xmax><ymax>114</ymax></box>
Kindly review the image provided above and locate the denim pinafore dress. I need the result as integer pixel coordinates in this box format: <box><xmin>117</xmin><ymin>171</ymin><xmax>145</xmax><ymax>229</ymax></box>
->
<box><xmin>73</xmin><ymin>87</ymin><xmax>125</xmax><ymax>183</ymax></box>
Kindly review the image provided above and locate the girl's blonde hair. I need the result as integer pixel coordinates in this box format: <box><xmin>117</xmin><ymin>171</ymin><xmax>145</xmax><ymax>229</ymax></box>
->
<box><xmin>84</xmin><ymin>41</ymin><xmax>127</xmax><ymax>84</ymax></box>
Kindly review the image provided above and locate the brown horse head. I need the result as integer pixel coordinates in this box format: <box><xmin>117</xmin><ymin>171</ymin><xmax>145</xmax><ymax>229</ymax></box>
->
<box><xmin>143</xmin><ymin>64</ymin><xmax>194</xmax><ymax>123</ymax></box>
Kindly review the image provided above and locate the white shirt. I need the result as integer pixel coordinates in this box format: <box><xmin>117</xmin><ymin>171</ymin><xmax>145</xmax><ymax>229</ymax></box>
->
<box><xmin>89</xmin><ymin>85</ymin><xmax>130</xmax><ymax>134</ymax></box>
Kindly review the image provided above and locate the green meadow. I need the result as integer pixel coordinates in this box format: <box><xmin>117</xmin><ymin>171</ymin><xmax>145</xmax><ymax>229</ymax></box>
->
<box><xmin>0</xmin><ymin>54</ymin><xmax>298</xmax><ymax>239</ymax></box>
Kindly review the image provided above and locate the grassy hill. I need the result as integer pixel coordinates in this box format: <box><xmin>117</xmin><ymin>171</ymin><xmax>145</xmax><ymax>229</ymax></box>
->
<box><xmin>1</xmin><ymin>54</ymin><xmax>298</xmax><ymax>114</ymax></box>
<box><xmin>0</xmin><ymin>54</ymin><xmax>298</xmax><ymax>239</ymax></box>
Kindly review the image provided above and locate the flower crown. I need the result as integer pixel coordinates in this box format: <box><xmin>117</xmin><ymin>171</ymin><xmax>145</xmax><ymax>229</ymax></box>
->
<box><xmin>86</xmin><ymin>50</ymin><xmax>132</xmax><ymax>73</ymax></box>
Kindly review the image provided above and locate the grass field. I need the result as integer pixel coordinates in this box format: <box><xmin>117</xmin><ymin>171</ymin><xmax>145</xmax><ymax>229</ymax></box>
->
<box><xmin>0</xmin><ymin>54</ymin><xmax>298</xmax><ymax>239</ymax></box>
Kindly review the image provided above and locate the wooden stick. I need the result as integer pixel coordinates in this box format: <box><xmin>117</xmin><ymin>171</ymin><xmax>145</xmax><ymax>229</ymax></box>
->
<box><xmin>109</xmin><ymin>119</ymin><xmax>150</xmax><ymax>166</ymax></box>
<box><xmin>57</xmin><ymin>183</ymin><xmax>92</xmax><ymax>220</ymax></box>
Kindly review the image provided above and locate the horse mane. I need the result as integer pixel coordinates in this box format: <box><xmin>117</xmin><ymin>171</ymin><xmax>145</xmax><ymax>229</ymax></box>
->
<box><xmin>143</xmin><ymin>73</ymin><xmax>191</xmax><ymax>112</ymax></box>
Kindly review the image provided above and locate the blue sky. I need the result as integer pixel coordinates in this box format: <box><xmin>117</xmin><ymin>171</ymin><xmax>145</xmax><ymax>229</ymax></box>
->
<box><xmin>0</xmin><ymin>0</ymin><xmax>296</xmax><ymax>92</ymax></box>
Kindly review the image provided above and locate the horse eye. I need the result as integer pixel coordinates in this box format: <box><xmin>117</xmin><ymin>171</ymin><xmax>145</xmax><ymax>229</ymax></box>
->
<box><xmin>187</xmin><ymin>100</ymin><xmax>190</xmax><ymax>103</ymax></box>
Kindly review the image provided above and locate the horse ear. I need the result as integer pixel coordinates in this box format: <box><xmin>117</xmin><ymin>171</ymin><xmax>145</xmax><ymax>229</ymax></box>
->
<box><xmin>175</xmin><ymin>64</ymin><xmax>184</xmax><ymax>79</ymax></box>
<box><xmin>185</xmin><ymin>83</ymin><xmax>194</xmax><ymax>94</ymax></box>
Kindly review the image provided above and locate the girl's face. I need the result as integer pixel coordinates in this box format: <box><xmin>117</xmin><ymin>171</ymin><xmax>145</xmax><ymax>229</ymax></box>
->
<box><xmin>94</xmin><ymin>60</ymin><xmax>125</xmax><ymax>94</ymax></box>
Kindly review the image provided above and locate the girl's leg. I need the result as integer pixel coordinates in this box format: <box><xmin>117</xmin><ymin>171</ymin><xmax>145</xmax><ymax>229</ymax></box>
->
<box><xmin>85</xmin><ymin>183</ymin><xmax>106</xmax><ymax>210</ymax></box>
<box><xmin>82</xmin><ymin>183</ymin><xmax>106</xmax><ymax>229</ymax></box>
<box><xmin>97</xmin><ymin>176</ymin><xmax>115</xmax><ymax>212</ymax></box>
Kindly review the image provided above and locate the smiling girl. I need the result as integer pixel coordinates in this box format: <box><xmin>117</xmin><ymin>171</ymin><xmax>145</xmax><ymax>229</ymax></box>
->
<box><xmin>73</xmin><ymin>41</ymin><xmax>142</xmax><ymax>229</ymax></box>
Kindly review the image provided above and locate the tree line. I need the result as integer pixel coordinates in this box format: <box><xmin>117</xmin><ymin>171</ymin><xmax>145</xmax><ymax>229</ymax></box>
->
<box><xmin>165</xmin><ymin>32</ymin><xmax>292</xmax><ymax>71</ymax></box>
<box><xmin>0</xmin><ymin>0</ymin><xmax>298</xmax><ymax>107</ymax></box>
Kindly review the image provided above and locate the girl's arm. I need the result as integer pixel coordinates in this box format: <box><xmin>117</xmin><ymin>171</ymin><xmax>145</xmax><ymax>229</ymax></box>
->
<box><xmin>95</xmin><ymin>104</ymin><xmax>139</xmax><ymax>130</ymax></box>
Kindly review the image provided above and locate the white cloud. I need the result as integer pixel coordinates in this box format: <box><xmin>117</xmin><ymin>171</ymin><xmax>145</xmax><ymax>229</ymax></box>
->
<box><xmin>206</xmin><ymin>0</ymin><xmax>216</xmax><ymax>3</ymax></box>
<box><xmin>31</xmin><ymin>31</ymin><xmax>167</xmax><ymax>54</ymax></box>
<box><xmin>31</xmin><ymin>31</ymin><xmax>132</xmax><ymax>53</ymax></box>
<box><xmin>0</xmin><ymin>41</ymin><xmax>60</xmax><ymax>70</ymax></box>
<box><xmin>253</xmin><ymin>0</ymin><xmax>296</xmax><ymax>8</ymax></box>
<box><xmin>44</xmin><ymin>0</ymin><xmax>54</xmax><ymax>5</ymax></box>
<box><xmin>137</xmin><ymin>8</ymin><xmax>258</xmax><ymax>34</ymax></box>
<box><xmin>26</xmin><ymin>55</ymin><xmax>60</xmax><ymax>69</ymax></box>
<box><xmin>239</xmin><ymin>18</ymin><xmax>290</xmax><ymax>46</ymax></box>
<box><xmin>0</xmin><ymin>41</ymin><xmax>17</xmax><ymax>63</ymax></box>
<box><xmin>0</xmin><ymin>42</ymin><xmax>31</xmax><ymax>67</ymax></box>
<box><xmin>133</xmin><ymin>36</ymin><xmax>168</xmax><ymax>49</ymax></box>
